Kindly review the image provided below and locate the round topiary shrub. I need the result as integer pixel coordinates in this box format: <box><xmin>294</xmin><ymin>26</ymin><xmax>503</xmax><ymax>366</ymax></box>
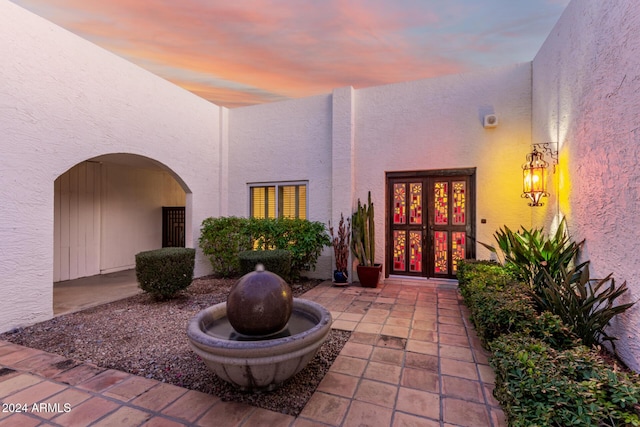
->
<box><xmin>135</xmin><ymin>247</ymin><xmax>195</xmax><ymax>299</ymax></box>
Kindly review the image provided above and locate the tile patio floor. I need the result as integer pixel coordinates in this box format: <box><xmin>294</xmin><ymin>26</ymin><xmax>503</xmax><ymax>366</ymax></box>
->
<box><xmin>0</xmin><ymin>278</ymin><xmax>506</xmax><ymax>427</ymax></box>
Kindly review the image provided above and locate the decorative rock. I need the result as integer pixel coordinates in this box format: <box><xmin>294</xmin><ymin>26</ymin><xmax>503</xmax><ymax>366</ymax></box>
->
<box><xmin>226</xmin><ymin>264</ymin><xmax>293</xmax><ymax>336</ymax></box>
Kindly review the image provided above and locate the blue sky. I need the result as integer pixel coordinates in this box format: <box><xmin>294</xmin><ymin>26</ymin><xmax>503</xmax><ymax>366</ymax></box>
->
<box><xmin>11</xmin><ymin>0</ymin><xmax>570</xmax><ymax>107</ymax></box>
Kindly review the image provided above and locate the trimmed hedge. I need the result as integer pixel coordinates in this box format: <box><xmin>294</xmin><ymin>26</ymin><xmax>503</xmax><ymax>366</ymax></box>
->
<box><xmin>457</xmin><ymin>260</ymin><xmax>640</xmax><ymax>426</ymax></box>
<box><xmin>135</xmin><ymin>247</ymin><xmax>195</xmax><ymax>299</ymax></box>
<box><xmin>238</xmin><ymin>249</ymin><xmax>291</xmax><ymax>279</ymax></box>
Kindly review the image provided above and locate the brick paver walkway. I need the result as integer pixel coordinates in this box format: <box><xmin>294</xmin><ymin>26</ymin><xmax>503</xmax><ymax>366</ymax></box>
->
<box><xmin>0</xmin><ymin>279</ymin><xmax>506</xmax><ymax>426</ymax></box>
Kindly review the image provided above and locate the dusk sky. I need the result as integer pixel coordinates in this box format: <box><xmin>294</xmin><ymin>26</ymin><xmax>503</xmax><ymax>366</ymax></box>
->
<box><xmin>11</xmin><ymin>0</ymin><xmax>570</xmax><ymax>108</ymax></box>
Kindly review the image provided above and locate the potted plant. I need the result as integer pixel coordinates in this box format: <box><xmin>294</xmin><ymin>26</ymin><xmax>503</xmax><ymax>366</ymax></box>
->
<box><xmin>351</xmin><ymin>191</ymin><xmax>382</xmax><ymax>287</ymax></box>
<box><xmin>329</xmin><ymin>213</ymin><xmax>350</xmax><ymax>285</ymax></box>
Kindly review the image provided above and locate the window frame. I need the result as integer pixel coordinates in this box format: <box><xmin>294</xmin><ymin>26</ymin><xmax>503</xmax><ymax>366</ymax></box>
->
<box><xmin>248</xmin><ymin>181</ymin><xmax>308</xmax><ymax>219</ymax></box>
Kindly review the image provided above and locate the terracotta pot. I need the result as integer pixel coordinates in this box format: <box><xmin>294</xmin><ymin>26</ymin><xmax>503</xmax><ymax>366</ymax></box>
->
<box><xmin>357</xmin><ymin>264</ymin><xmax>382</xmax><ymax>288</ymax></box>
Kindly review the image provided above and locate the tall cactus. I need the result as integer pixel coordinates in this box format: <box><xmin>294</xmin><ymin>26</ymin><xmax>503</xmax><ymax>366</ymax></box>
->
<box><xmin>351</xmin><ymin>191</ymin><xmax>375</xmax><ymax>266</ymax></box>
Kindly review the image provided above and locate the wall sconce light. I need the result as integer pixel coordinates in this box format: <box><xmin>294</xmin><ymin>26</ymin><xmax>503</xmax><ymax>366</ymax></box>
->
<box><xmin>522</xmin><ymin>143</ymin><xmax>557</xmax><ymax>207</ymax></box>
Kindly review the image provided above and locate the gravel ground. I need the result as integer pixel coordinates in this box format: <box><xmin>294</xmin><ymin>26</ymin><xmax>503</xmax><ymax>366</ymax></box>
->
<box><xmin>1</xmin><ymin>277</ymin><xmax>350</xmax><ymax>416</ymax></box>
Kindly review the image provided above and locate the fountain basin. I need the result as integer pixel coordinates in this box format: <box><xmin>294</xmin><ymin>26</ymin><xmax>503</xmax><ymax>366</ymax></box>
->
<box><xmin>187</xmin><ymin>298</ymin><xmax>332</xmax><ymax>391</ymax></box>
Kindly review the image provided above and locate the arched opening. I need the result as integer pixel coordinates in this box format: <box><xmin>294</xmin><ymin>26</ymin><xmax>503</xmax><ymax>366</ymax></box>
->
<box><xmin>53</xmin><ymin>153</ymin><xmax>191</xmax><ymax>314</ymax></box>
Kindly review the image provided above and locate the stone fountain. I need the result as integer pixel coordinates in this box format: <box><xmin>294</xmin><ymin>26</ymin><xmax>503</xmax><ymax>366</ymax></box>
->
<box><xmin>186</xmin><ymin>265</ymin><xmax>332</xmax><ymax>391</ymax></box>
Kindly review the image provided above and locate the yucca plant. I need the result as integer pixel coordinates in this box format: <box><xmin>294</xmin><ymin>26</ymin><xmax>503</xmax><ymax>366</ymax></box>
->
<box><xmin>481</xmin><ymin>217</ymin><xmax>585</xmax><ymax>294</ymax></box>
<box><xmin>534</xmin><ymin>265</ymin><xmax>635</xmax><ymax>350</ymax></box>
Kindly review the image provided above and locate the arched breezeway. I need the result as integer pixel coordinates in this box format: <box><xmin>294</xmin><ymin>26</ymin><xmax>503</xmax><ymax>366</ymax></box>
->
<box><xmin>53</xmin><ymin>153</ymin><xmax>192</xmax><ymax>312</ymax></box>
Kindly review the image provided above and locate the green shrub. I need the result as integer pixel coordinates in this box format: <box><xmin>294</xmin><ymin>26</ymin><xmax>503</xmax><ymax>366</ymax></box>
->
<box><xmin>199</xmin><ymin>216</ymin><xmax>331</xmax><ymax>281</ymax></box>
<box><xmin>135</xmin><ymin>247</ymin><xmax>195</xmax><ymax>299</ymax></box>
<box><xmin>199</xmin><ymin>217</ymin><xmax>253</xmax><ymax>278</ymax></box>
<box><xmin>245</xmin><ymin>217</ymin><xmax>330</xmax><ymax>281</ymax></box>
<box><xmin>238</xmin><ymin>249</ymin><xmax>292</xmax><ymax>279</ymax></box>
<box><xmin>480</xmin><ymin>217</ymin><xmax>585</xmax><ymax>294</ymax></box>
<box><xmin>491</xmin><ymin>334</ymin><xmax>640</xmax><ymax>427</ymax></box>
<box><xmin>535</xmin><ymin>265</ymin><xmax>635</xmax><ymax>350</ymax></box>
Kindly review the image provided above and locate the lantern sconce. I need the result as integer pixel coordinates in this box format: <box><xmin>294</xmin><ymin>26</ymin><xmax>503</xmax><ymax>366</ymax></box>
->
<box><xmin>522</xmin><ymin>143</ymin><xmax>558</xmax><ymax>207</ymax></box>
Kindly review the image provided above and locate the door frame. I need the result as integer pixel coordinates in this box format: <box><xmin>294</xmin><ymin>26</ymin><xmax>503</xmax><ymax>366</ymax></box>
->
<box><xmin>385</xmin><ymin>168</ymin><xmax>476</xmax><ymax>279</ymax></box>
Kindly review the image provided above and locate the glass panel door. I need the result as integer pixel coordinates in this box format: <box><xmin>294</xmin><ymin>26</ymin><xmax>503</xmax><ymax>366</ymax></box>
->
<box><xmin>387</xmin><ymin>171</ymin><xmax>474</xmax><ymax>279</ymax></box>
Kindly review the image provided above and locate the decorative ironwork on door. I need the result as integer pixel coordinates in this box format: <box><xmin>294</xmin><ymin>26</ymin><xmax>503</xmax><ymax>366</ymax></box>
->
<box><xmin>162</xmin><ymin>206</ymin><xmax>185</xmax><ymax>247</ymax></box>
<box><xmin>387</xmin><ymin>170</ymin><xmax>474</xmax><ymax>279</ymax></box>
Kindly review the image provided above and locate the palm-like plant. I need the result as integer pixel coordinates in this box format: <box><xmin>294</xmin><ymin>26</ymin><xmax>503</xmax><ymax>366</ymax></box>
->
<box><xmin>481</xmin><ymin>217</ymin><xmax>585</xmax><ymax>294</ymax></box>
<box><xmin>535</xmin><ymin>264</ymin><xmax>635</xmax><ymax>350</ymax></box>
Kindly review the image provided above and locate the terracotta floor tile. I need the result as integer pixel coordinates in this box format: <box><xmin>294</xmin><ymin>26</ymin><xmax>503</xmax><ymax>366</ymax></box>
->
<box><xmin>362</xmin><ymin>314</ymin><xmax>389</xmax><ymax>324</ymax></box>
<box><xmin>439</xmin><ymin>308</ymin><xmax>461</xmax><ymax>318</ymax></box>
<box><xmin>385</xmin><ymin>317</ymin><xmax>411</xmax><ymax>327</ymax></box>
<box><xmin>388</xmin><ymin>310</ymin><xmax>413</xmax><ymax>319</ymax></box>
<box><xmin>316</xmin><ymin>372</ymin><xmax>359</xmax><ymax>398</ymax></box>
<box><xmin>491</xmin><ymin>407</ymin><xmax>508</xmax><ymax>427</ymax></box>
<box><xmin>4</xmin><ymin>379</ymin><xmax>66</xmax><ymax>404</ymax></box>
<box><xmin>0</xmin><ymin>347</ymin><xmax>45</xmax><ymax>366</ymax></box>
<box><xmin>371</xmin><ymin>347</ymin><xmax>404</xmax><ymax>366</ymax></box>
<box><xmin>440</xmin><ymin>359</ymin><xmax>479</xmax><ymax>381</ymax></box>
<box><xmin>196</xmin><ymin>401</ymin><xmax>254</xmax><ymax>427</ymax></box>
<box><xmin>381</xmin><ymin>325</ymin><xmax>410</xmax><ymax>338</ymax></box>
<box><xmin>396</xmin><ymin>387</ymin><xmax>440</xmax><ymax>419</ymax></box>
<box><xmin>406</xmin><ymin>340</ymin><xmax>438</xmax><ymax>356</ymax></box>
<box><xmin>478</xmin><ymin>364</ymin><xmax>496</xmax><ymax>384</ymax></box>
<box><xmin>409</xmin><ymin>329</ymin><xmax>437</xmax><ymax>343</ymax></box>
<box><xmin>329</xmin><ymin>355</ymin><xmax>368</xmax><ymax>377</ymax></box>
<box><xmin>0</xmin><ymin>374</ymin><xmax>42</xmax><ymax>398</ymax></box>
<box><xmin>404</xmin><ymin>352</ymin><xmax>438</xmax><ymax>372</ymax></box>
<box><xmin>349</xmin><ymin>332</ymin><xmax>378</xmax><ymax>345</ymax></box>
<box><xmin>33</xmin><ymin>388</ymin><xmax>93</xmax><ymax>419</ymax></box>
<box><xmin>340</xmin><ymin>342</ymin><xmax>373</xmax><ymax>359</ymax></box>
<box><xmin>241</xmin><ymin>407</ymin><xmax>295</xmax><ymax>427</ymax></box>
<box><xmin>401</xmin><ymin>367</ymin><xmax>439</xmax><ymax>393</ymax></box>
<box><xmin>103</xmin><ymin>375</ymin><xmax>159</xmax><ymax>401</ymax></box>
<box><xmin>11</xmin><ymin>352</ymin><xmax>67</xmax><ymax>372</ymax></box>
<box><xmin>52</xmin><ymin>396</ymin><xmax>119</xmax><ymax>426</ymax></box>
<box><xmin>392</xmin><ymin>303</ymin><xmax>415</xmax><ymax>312</ymax></box>
<box><xmin>411</xmin><ymin>319</ymin><xmax>437</xmax><ymax>331</ymax></box>
<box><xmin>442</xmin><ymin>376</ymin><xmax>483</xmax><ymax>402</ymax></box>
<box><xmin>484</xmin><ymin>383</ymin><xmax>500</xmax><ymax>407</ymax></box>
<box><xmin>354</xmin><ymin>322</ymin><xmax>383</xmax><ymax>334</ymax></box>
<box><xmin>344</xmin><ymin>400</ymin><xmax>393</xmax><ymax>426</ymax></box>
<box><xmin>443</xmin><ymin>397</ymin><xmax>491</xmax><ymax>427</ymax></box>
<box><xmin>331</xmin><ymin>319</ymin><xmax>358</xmax><ymax>331</ymax></box>
<box><xmin>337</xmin><ymin>312</ymin><xmax>364</xmax><ymax>322</ymax></box>
<box><xmin>162</xmin><ymin>389</ymin><xmax>219</xmax><ymax>423</ymax></box>
<box><xmin>142</xmin><ymin>416</ymin><xmax>189</xmax><ymax>427</ymax></box>
<box><xmin>364</xmin><ymin>361</ymin><xmax>402</xmax><ymax>384</ymax></box>
<box><xmin>77</xmin><ymin>369</ymin><xmax>130</xmax><ymax>392</ymax></box>
<box><xmin>292</xmin><ymin>418</ymin><xmax>331</xmax><ymax>427</ymax></box>
<box><xmin>298</xmin><ymin>392</ymin><xmax>349</xmax><ymax>425</ymax></box>
<box><xmin>439</xmin><ymin>333</ymin><xmax>470</xmax><ymax>347</ymax></box>
<box><xmin>376</xmin><ymin>335</ymin><xmax>407</xmax><ymax>349</ymax></box>
<box><xmin>392</xmin><ymin>412</ymin><xmax>440</xmax><ymax>427</ymax></box>
<box><xmin>0</xmin><ymin>412</ymin><xmax>42</xmax><ymax>427</ymax></box>
<box><xmin>91</xmin><ymin>406</ymin><xmax>152</xmax><ymax>427</ymax></box>
<box><xmin>438</xmin><ymin>316</ymin><xmax>465</xmax><ymax>326</ymax></box>
<box><xmin>52</xmin><ymin>364</ymin><xmax>105</xmax><ymax>386</ymax></box>
<box><xmin>438</xmin><ymin>324</ymin><xmax>467</xmax><ymax>336</ymax></box>
<box><xmin>354</xmin><ymin>379</ymin><xmax>398</xmax><ymax>408</ymax></box>
<box><xmin>132</xmin><ymin>382</ymin><xmax>188</xmax><ymax>411</ymax></box>
<box><xmin>439</xmin><ymin>344</ymin><xmax>474</xmax><ymax>362</ymax></box>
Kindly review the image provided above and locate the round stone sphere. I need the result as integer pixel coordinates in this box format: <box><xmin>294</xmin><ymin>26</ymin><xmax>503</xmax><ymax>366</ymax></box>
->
<box><xmin>227</xmin><ymin>265</ymin><xmax>293</xmax><ymax>336</ymax></box>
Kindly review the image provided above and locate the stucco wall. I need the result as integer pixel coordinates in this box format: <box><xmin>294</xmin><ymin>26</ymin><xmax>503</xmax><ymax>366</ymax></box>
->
<box><xmin>533</xmin><ymin>0</ymin><xmax>640</xmax><ymax>370</ymax></box>
<box><xmin>227</xmin><ymin>95</ymin><xmax>334</xmax><ymax>278</ymax></box>
<box><xmin>354</xmin><ymin>64</ymin><xmax>534</xmax><ymax>272</ymax></box>
<box><xmin>0</xmin><ymin>1</ymin><xmax>220</xmax><ymax>331</ymax></box>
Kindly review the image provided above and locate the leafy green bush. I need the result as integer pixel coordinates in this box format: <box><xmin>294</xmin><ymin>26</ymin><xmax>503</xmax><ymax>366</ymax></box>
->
<box><xmin>238</xmin><ymin>249</ymin><xmax>292</xmax><ymax>279</ymax></box>
<box><xmin>199</xmin><ymin>216</ymin><xmax>330</xmax><ymax>281</ymax></box>
<box><xmin>535</xmin><ymin>265</ymin><xmax>634</xmax><ymax>350</ymax></box>
<box><xmin>135</xmin><ymin>247</ymin><xmax>195</xmax><ymax>299</ymax></box>
<box><xmin>481</xmin><ymin>217</ymin><xmax>585</xmax><ymax>293</ymax></box>
<box><xmin>491</xmin><ymin>334</ymin><xmax>640</xmax><ymax>427</ymax></box>
<box><xmin>199</xmin><ymin>217</ymin><xmax>252</xmax><ymax>278</ymax></box>
<box><xmin>458</xmin><ymin>261</ymin><xmax>575</xmax><ymax>349</ymax></box>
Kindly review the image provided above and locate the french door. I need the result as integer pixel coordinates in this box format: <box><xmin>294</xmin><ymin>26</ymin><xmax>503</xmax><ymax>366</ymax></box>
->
<box><xmin>386</xmin><ymin>169</ymin><xmax>475</xmax><ymax>279</ymax></box>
